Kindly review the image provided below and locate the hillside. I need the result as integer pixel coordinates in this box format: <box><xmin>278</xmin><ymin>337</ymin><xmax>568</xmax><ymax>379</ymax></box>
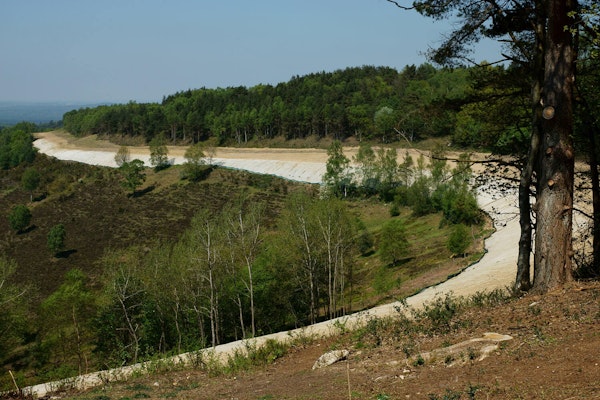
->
<box><xmin>2</xmin><ymin>131</ymin><xmax>598</xmax><ymax>398</ymax></box>
<box><xmin>0</xmin><ymin>155</ymin><xmax>292</xmax><ymax>298</ymax></box>
<box><xmin>2</xmin><ymin>132</ymin><xmax>500</xmax><ymax>394</ymax></box>
<box><xmin>25</xmin><ymin>280</ymin><xmax>600</xmax><ymax>399</ymax></box>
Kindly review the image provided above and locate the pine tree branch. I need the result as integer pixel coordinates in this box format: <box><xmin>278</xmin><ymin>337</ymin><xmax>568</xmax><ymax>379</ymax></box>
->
<box><xmin>385</xmin><ymin>0</ymin><xmax>414</xmax><ymax>10</ymax></box>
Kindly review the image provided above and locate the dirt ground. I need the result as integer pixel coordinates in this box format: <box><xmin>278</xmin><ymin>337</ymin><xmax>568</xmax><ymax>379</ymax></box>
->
<box><xmin>32</xmin><ymin>281</ymin><xmax>598</xmax><ymax>400</ymax></box>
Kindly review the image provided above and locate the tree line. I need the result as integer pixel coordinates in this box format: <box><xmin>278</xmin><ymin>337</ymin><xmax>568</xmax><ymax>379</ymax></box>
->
<box><xmin>62</xmin><ymin>64</ymin><xmax>480</xmax><ymax>146</ymax></box>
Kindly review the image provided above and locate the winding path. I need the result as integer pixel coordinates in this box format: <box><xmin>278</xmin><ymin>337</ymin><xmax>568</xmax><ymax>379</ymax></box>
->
<box><xmin>22</xmin><ymin>132</ymin><xmax>519</xmax><ymax>398</ymax></box>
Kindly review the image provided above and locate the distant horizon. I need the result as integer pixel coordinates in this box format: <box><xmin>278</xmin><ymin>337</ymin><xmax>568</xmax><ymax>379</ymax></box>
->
<box><xmin>0</xmin><ymin>62</ymin><xmax>439</xmax><ymax>105</ymax></box>
<box><xmin>0</xmin><ymin>101</ymin><xmax>110</xmax><ymax>125</ymax></box>
<box><xmin>3</xmin><ymin>64</ymin><xmax>402</xmax><ymax>124</ymax></box>
<box><xmin>1</xmin><ymin>1</ymin><xmax>503</xmax><ymax>104</ymax></box>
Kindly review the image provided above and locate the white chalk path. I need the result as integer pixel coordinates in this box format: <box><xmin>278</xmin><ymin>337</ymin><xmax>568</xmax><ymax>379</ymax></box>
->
<box><xmin>22</xmin><ymin>137</ymin><xmax>518</xmax><ymax>398</ymax></box>
<box><xmin>33</xmin><ymin>137</ymin><xmax>328</xmax><ymax>184</ymax></box>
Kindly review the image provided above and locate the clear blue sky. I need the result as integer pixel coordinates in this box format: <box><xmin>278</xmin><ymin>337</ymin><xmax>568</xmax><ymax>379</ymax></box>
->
<box><xmin>1</xmin><ymin>0</ymin><xmax>500</xmax><ymax>104</ymax></box>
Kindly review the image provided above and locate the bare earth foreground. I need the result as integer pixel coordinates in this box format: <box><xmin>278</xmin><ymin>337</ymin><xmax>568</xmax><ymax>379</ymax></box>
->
<box><xmin>13</xmin><ymin>131</ymin><xmax>598</xmax><ymax>399</ymax></box>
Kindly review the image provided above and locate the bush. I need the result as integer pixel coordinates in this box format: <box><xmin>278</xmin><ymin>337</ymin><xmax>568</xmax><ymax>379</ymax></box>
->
<box><xmin>21</xmin><ymin>167</ymin><xmax>41</xmax><ymax>201</ymax></box>
<box><xmin>379</xmin><ymin>218</ymin><xmax>409</xmax><ymax>265</ymax></box>
<box><xmin>182</xmin><ymin>143</ymin><xmax>209</xmax><ymax>181</ymax></box>
<box><xmin>8</xmin><ymin>204</ymin><xmax>31</xmax><ymax>233</ymax></box>
<box><xmin>444</xmin><ymin>187</ymin><xmax>480</xmax><ymax>225</ymax></box>
<box><xmin>119</xmin><ymin>159</ymin><xmax>146</xmax><ymax>194</ymax></box>
<box><xmin>114</xmin><ymin>146</ymin><xmax>130</xmax><ymax>167</ymax></box>
<box><xmin>47</xmin><ymin>224</ymin><xmax>66</xmax><ymax>256</ymax></box>
<box><xmin>389</xmin><ymin>202</ymin><xmax>400</xmax><ymax>217</ymax></box>
<box><xmin>407</xmin><ymin>177</ymin><xmax>435</xmax><ymax>216</ymax></box>
<box><xmin>447</xmin><ymin>224</ymin><xmax>472</xmax><ymax>257</ymax></box>
<box><xmin>413</xmin><ymin>293</ymin><xmax>463</xmax><ymax>334</ymax></box>
<box><xmin>149</xmin><ymin>134</ymin><xmax>169</xmax><ymax>171</ymax></box>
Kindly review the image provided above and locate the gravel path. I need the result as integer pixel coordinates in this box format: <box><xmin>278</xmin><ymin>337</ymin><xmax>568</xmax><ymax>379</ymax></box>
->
<box><xmin>22</xmin><ymin>133</ymin><xmax>519</xmax><ymax>398</ymax></box>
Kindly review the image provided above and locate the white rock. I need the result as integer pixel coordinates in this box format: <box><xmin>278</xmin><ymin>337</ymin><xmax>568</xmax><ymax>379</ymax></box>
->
<box><xmin>312</xmin><ymin>350</ymin><xmax>349</xmax><ymax>369</ymax></box>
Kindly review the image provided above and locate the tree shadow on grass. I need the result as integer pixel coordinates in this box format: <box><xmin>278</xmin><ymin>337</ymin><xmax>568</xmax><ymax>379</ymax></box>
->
<box><xmin>18</xmin><ymin>225</ymin><xmax>37</xmax><ymax>235</ymax></box>
<box><xmin>386</xmin><ymin>257</ymin><xmax>413</xmax><ymax>268</ymax></box>
<box><xmin>55</xmin><ymin>249</ymin><xmax>77</xmax><ymax>259</ymax></box>
<box><xmin>130</xmin><ymin>185</ymin><xmax>156</xmax><ymax>198</ymax></box>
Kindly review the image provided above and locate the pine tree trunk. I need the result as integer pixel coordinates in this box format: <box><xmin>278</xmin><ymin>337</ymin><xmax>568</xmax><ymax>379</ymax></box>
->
<box><xmin>516</xmin><ymin>12</ymin><xmax>545</xmax><ymax>291</ymax></box>
<box><xmin>587</xmin><ymin>123</ymin><xmax>600</xmax><ymax>276</ymax></box>
<box><xmin>532</xmin><ymin>0</ymin><xmax>577</xmax><ymax>293</ymax></box>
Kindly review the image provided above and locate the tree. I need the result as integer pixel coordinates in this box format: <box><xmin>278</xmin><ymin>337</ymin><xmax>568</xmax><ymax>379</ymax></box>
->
<box><xmin>97</xmin><ymin>249</ymin><xmax>147</xmax><ymax>364</ymax></box>
<box><xmin>353</xmin><ymin>142</ymin><xmax>378</xmax><ymax>194</ymax></box>
<box><xmin>374</xmin><ymin>106</ymin><xmax>397</xmax><ymax>142</ymax></box>
<box><xmin>114</xmin><ymin>146</ymin><xmax>130</xmax><ymax>167</ymax></box>
<box><xmin>119</xmin><ymin>159</ymin><xmax>146</xmax><ymax>195</ymax></box>
<box><xmin>40</xmin><ymin>269</ymin><xmax>94</xmax><ymax>374</ymax></box>
<box><xmin>8</xmin><ymin>204</ymin><xmax>31</xmax><ymax>233</ymax></box>
<box><xmin>314</xmin><ymin>198</ymin><xmax>358</xmax><ymax>318</ymax></box>
<box><xmin>387</xmin><ymin>0</ymin><xmax>581</xmax><ymax>293</ymax></box>
<box><xmin>274</xmin><ymin>192</ymin><xmax>359</xmax><ymax>324</ymax></box>
<box><xmin>149</xmin><ymin>133</ymin><xmax>169</xmax><ymax>171</ymax></box>
<box><xmin>322</xmin><ymin>140</ymin><xmax>352</xmax><ymax>197</ymax></box>
<box><xmin>530</xmin><ymin>0</ymin><xmax>577</xmax><ymax>292</ymax></box>
<box><xmin>0</xmin><ymin>256</ymin><xmax>27</xmax><ymax>361</ymax></box>
<box><xmin>21</xmin><ymin>167</ymin><xmax>40</xmax><ymax>202</ymax></box>
<box><xmin>186</xmin><ymin>209</ymin><xmax>224</xmax><ymax>347</ymax></box>
<box><xmin>379</xmin><ymin>218</ymin><xmax>410</xmax><ymax>265</ymax></box>
<box><xmin>47</xmin><ymin>223</ymin><xmax>66</xmax><ymax>256</ymax></box>
<box><xmin>376</xmin><ymin>147</ymin><xmax>400</xmax><ymax>200</ymax></box>
<box><xmin>222</xmin><ymin>197</ymin><xmax>265</xmax><ymax>337</ymax></box>
<box><xmin>182</xmin><ymin>143</ymin><xmax>208</xmax><ymax>181</ymax></box>
<box><xmin>447</xmin><ymin>224</ymin><xmax>472</xmax><ymax>257</ymax></box>
<box><xmin>8</xmin><ymin>129</ymin><xmax>36</xmax><ymax>167</ymax></box>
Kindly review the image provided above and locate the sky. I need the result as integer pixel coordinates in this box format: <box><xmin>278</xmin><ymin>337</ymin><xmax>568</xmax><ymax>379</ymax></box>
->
<box><xmin>1</xmin><ymin>1</ymin><xmax>502</xmax><ymax>104</ymax></box>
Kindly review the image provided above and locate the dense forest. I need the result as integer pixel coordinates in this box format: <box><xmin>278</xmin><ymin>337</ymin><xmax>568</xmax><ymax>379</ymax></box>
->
<box><xmin>61</xmin><ymin>64</ymin><xmax>532</xmax><ymax>154</ymax></box>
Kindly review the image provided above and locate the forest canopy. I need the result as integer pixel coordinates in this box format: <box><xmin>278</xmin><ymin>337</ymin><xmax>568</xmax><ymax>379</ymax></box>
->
<box><xmin>61</xmin><ymin>64</ymin><xmax>532</xmax><ymax>154</ymax></box>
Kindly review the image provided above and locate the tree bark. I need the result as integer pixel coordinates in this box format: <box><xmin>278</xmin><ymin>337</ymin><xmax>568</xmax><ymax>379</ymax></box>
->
<box><xmin>532</xmin><ymin>0</ymin><xmax>577</xmax><ymax>293</ymax></box>
<box><xmin>516</xmin><ymin>8</ymin><xmax>546</xmax><ymax>292</ymax></box>
<box><xmin>586</xmin><ymin>122</ymin><xmax>600</xmax><ymax>276</ymax></box>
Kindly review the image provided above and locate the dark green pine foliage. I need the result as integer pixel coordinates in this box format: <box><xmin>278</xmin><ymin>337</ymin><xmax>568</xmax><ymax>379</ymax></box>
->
<box><xmin>62</xmin><ymin>65</ymin><xmax>471</xmax><ymax>145</ymax></box>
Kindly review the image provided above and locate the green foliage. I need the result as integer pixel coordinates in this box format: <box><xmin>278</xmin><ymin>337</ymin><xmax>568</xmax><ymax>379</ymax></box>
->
<box><xmin>62</xmin><ymin>65</ymin><xmax>473</xmax><ymax>144</ymax></box>
<box><xmin>447</xmin><ymin>224</ymin><xmax>472</xmax><ymax>257</ymax></box>
<box><xmin>413</xmin><ymin>293</ymin><xmax>463</xmax><ymax>335</ymax></box>
<box><xmin>434</xmin><ymin>183</ymin><xmax>480</xmax><ymax>225</ymax></box>
<box><xmin>373</xmin><ymin>265</ymin><xmax>400</xmax><ymax>294</ymax></box>
<box><xmin>378</xmin><ymin>218</ymin><xmax>410</xmax><ymax>265</ymax></box>
<box><xmin>119</xmin><ymin>159</ymin><xmax>146</xmax><ymax>194</ymax></box>
<box><xmin>182</xmin><ymin>143</ymin><xmax>209</xmax><ymax>181</ymax></box>
<box><xmin>406</xmin><ymin>177</ymin><xmax>436</xmax><ymax>216</ymax></box>
<box><xmin>0</xmin><ymin>124</ymin><xmax>36</xmax><ymax>169</ymax></box>
<box><xmin>224</xmin><ymin>339</ymin><xmax>289</xmax><ymax>375</ymax></box>
<box><xmin>357</xmin><ymin>227</ymin><xmax>375</xmax><ymax>256</ymax></box>
<box><xmin>21</xmin><ymin>166</ymin><xmax>41</xmax><ymax>201</ymax></box>
<box><xmin>39</xmin><ymin>269</ymin><xmax>95</xmax><ymax>374</ymax></box>
<box><xmin>0</xmin><ymin>256</ymin><xmax>27</xmax><ymax>363</ymax></box>
<box><xmin>271</xmin><ymin>192</ymin><xmax>360</xmax><ymax>324</ymax></box>
<box><xmin>149</xmin><ymin>133</ymin><xmax>169</xmax><ymax>170</ymax></box>
<box><xmin>8</xmin><ymin>204</ymin><xmax>32</xmax><ymax>233</ymax></box>
<box><xmin>322</xmin><ymin>140</ymin><xmax>352</xmax><ymax>197</ymax></box>
<box><xmin>374</xmin><ymin>106</ymin><xmax>396</xmax><ymax>140</ymax></box>
<box><xmin>398</xmin><ymin>154</ymin><xmax>480</xmax><ymax>226</ymax></box>
<box><xmin>47</xmin><ymin>223</ymin><xmax>66</xmax><ymax>256</ymax></box>
<box><xmin>452</xmin><ymin>65</ymin><xmax>531</xmax><ymax>154</ymax></box>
